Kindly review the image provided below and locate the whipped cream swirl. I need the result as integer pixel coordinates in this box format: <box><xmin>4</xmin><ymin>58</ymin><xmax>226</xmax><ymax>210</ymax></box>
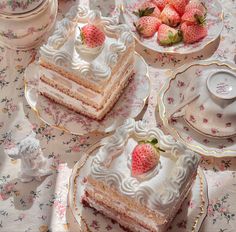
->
<box><xmin>88</xmin><ymin>10</ymin><xmax>102</xmax><ymax>25</ymax></box>
<box><xmin>106</xmin><ymin>53</ymin><xmax>118</xmax><ymax>67</ymax></box>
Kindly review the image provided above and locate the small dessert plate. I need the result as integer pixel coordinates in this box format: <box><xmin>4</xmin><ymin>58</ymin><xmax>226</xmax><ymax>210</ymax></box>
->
<box><xmin>68</xmin><ymin>142</ymin><xmax>208</xmax><ymax>232</ymax></box>
<box><xmin>158</xmin><ymin>60</ymin><xmax>236</xmax><ymax>157</ymax></box>
<box><xmin>118</xmin><ymin>0</ymin><xmax>223</xmax><ymax>54</ymax></box>
<box><xmin>24</xmin><ymin>53</ymin><xmax>150</xmax><ymax>136</ymax></box>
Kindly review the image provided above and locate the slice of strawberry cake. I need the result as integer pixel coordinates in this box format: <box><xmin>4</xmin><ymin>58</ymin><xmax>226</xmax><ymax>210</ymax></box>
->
<box><xmin>81</xmin><ymin>118</ymin><xmax>200</xmax><ymax>232</ymax></box>
<box><xmin>38</xmin><ymin>5</ymin><xmax>135</xmax><ymax>120</ymax></box>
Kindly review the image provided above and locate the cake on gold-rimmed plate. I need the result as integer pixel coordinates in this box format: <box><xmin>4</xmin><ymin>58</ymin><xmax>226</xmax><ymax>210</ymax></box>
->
<box><xmin>24</xmin><ymin>5</ymin><xmax>151</xmax><ymax>135</ymax></box>
<box><xmin>38</xmin><ymin>5</ymin><xmax>135</xmax><ymax>120</ymax></box>
<box><xmin>68</xmin><ymin>118</ymin><xmax>208</xmax><ymax>232</ymax></box>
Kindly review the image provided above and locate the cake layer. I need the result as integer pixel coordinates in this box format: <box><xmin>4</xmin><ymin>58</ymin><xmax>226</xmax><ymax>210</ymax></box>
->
<box><xmin>38</xmin><ymin>66</ymin><xmax>134</xmax><ymax>120</ymax></box>
<box><xmin>82</xmin><ymin>195</ymin><xmax>152</xmax><ymax>232</ymax></box>
<box><xmin>39</xmin><ymin>52</ymin><xmax>134</xmax><ymax>109</ymax></box>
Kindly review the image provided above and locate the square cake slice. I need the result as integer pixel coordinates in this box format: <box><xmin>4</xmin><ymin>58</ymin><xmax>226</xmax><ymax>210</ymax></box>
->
<box><xmin>38</xmin><ymin>5</ymin><xmax>135</xmax><ymax>120</ymax></box>
<box><xmin>81</xmin><ymin>118</ymin><xmax>200</xmax><ymax>232</ymax></box>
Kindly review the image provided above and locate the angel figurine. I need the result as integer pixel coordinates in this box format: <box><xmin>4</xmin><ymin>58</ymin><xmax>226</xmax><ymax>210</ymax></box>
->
<box><xmin>4</xmin><ymin>103</ymin><xmax>52</xmax><ymax>183</ymax></box>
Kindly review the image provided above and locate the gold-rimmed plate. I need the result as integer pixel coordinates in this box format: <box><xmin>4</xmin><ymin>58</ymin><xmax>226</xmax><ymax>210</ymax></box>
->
<box><xmin>119</xmin><ymin>0</ymin><xmax>223</xmax><ymax>54</ymax></box>
<box><xmin>24</xmin><ymin>53</ymin><xmax>150</xmax><ymax>136</ymax></box>
<box><xmin>158</xmin><ymin>60</ymin><xmax>236</xmax><ymax>157</ymax></box>
<box><xmin>68</xmin><ymin>142</ymin><xmax>208</xmax><ymax>232</ymax></box>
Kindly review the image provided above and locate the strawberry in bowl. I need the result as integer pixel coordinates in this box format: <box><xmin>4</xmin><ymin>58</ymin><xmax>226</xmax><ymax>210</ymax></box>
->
<box><xmin>160</xmin><ymin>4</ymin><xmax>181</xmax><ymax>27</ymax></box>
<box><xmin>133</xmin><ymin>0</ymin><xmax>208</xmax><ymax>47</ymax></box>
<box><xmin>181</xmin><ymin>22</ymin><xmax>207</xmax><ymax>44</ymax></box>
<box><xmin>134</xmin><ymin>16</ymin><xmax>161</xmax><ymax>37</ymax></box>
<box><xmin>158</xmin><ymin>24</ymin><xmax>182</xmax><ymax>45</ymax></box>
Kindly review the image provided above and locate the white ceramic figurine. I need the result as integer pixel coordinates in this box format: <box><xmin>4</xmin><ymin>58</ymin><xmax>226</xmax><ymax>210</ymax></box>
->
<box><xmin>4</xmin><ymin>103</ymin><xmax>52</xmax><ymax>183</ymax></box>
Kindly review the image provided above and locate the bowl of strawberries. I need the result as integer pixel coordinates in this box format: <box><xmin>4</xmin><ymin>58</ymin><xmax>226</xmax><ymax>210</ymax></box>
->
<box><xmin>121</xmin><ymin>0</ymin><xmax>223</xmax><ymax>54</ymax></box>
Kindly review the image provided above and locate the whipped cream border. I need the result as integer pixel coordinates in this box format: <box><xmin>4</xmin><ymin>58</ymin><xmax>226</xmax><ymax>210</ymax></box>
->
<box><xmin>39</xmin><ymin>5</ymin><xmax>134</xmax><ymax>82</ymax></box>
<box><xmin>90</xmin><ymin>118</ymin><xmax>200</xmax><ymax>213</ymax></box>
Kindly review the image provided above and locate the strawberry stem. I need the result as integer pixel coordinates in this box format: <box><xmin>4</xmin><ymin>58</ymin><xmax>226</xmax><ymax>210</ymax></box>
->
<box><xmin>139</xmin><ymin>138</ymin><xmax>165</xmax><ymax>152</ymax></box>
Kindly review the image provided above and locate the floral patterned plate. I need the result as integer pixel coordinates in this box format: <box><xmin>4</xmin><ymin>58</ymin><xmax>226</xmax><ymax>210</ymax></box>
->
<box><xmin>24</xmin><ymin>53</ymin><xmax>150</xmax><ymax>136</ymax></box>
<box><xmin>158</xmin><ymin>60</ymin><xmax>236</xmax><ymax>157</ymax></box>
<box><xmin>119</xmin><ymin>0</ymin><xmax>223</xmax><ymax>54</ymax></box>
<box><xmin>68</xmin><ymin>142</ymin><xmax>208</xmax><ymax>232</ymax></box>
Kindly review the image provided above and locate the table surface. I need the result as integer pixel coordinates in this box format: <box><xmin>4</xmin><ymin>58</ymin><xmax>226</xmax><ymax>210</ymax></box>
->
<box><xmin>0</xmin><ymin>0</ymin><xmax>236</xmax><ymax>232</ymax></box>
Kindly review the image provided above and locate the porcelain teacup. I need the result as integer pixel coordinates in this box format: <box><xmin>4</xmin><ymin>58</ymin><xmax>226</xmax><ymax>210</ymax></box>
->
<box><xmin>184</xmin><ymin>70</ymin><xmax>236</xmax><ymax>138</ymax></box>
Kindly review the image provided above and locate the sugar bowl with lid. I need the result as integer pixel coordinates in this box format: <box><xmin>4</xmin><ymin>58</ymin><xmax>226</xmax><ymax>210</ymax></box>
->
<box><xmin>0</xmin><ymin>0</ymin><xmax>58</xmax><ymax>50</ymax></box>
<box><xmin>0</xmin><ymin>0</ymin><xmax>45</xmax><ymax>15</ymax></box>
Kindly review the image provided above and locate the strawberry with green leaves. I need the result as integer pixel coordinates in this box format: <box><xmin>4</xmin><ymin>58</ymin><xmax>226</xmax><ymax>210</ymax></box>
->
<box><xmin>160</xmin><ymin>4</ymin><xmax>181</xmax><ymax>27</ymax></box>
<box><xmin>169</xmin><ymin>0</ymin><xmax>187</xmax><ymax>16</ymax></box>
<box><xmin>181</xmin><ymin>21</ymin><xmax>207</xmax><ymax>44</ymax></box>
<box><xmin>131</xmin><ymin>138</ymin><xmax>164</xmax><ymax>177</ymax></box>
<box><xmin>133</xmin><ymin>2</ymin><xmax>161</xmax><ymax>18</ymax></box>
<box><xmin>80</xmin><ymin>24</ymin><xmax>105</xmax><ymax>48</ymax></box>
<box><xmin>134</xmin><ymin>16</ymin><xmax>161</xmax><ymax>37</ymax></box>
<box><xmin>158</xmin><ymin>24</ymin><xmax>182</xmax><ymax>45</ymax></box>
<box><xmin>182</xmin><ymin>8</ymin><xmax>206</xmax><ymax>25</ymax></box>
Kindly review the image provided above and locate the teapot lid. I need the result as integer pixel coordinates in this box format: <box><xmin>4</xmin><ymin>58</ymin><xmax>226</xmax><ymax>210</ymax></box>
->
<box><xmin>0</xmin><ymin>0</ymin><xmax>45</xmax><ymax>15</ymax></box>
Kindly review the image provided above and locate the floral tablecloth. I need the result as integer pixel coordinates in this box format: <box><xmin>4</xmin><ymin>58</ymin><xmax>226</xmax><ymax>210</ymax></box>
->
<box><xmin>0</xmin><ymin>0</ymin><xmax>236</xmax><ymax>232</ymax></box>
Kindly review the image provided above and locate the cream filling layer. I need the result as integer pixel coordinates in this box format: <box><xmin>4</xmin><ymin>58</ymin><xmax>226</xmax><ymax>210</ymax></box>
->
<box><xmin>38</xmin><ymin>64</ymin><xmax>134</xmax><ymax>118</ymax></box>
<box><xmin>83</xmin><ymin>194</ymin><xmax>153</xmax><ymax>232</ymax></box>
<box><xmin>84</xmin><ymin>186</ymin><xmax>161</xmax><ymax>231</ymax></box>
<box><xmin>40</xmin><ymin>52</ymin><xmax>134</xmax><ymax>109</ymax></box>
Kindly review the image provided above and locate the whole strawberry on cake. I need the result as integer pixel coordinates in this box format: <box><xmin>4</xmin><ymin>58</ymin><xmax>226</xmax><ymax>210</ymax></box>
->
<box><xmin>38</xmin><ymin>5</ymin><xmax>135</xmax><ymax>120</ymax></box>
<box><xmin>133</xmin><ymin>0</ymin><xmax>208</xmax><ymax>46</ymax></box>
<box><xmin>81</xmin><ymin>118</ymin><xmax>200</xmax><ymax>232</ymax></box>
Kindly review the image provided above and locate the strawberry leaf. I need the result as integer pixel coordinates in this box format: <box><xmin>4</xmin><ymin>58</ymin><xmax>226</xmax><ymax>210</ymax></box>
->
<box><xmin>150</xmin><ymin>138</ymin><xmax>158</xmax><ymax>145</ymax></box>
<box><xmin>133</xmin><ymin>10</ymin><xmax>140</xmax><ymax>17</ymax></box>
<box><xmin>134</xmin><ymin>23</ymin><xmax>144</xmax><ymax>34</ymax></box>
<box><xmin>142</xmin><ymin>7</ymin><xmax>155</xmax><ymax>16</ymax></box>
<box><xmin>133</xmin><ymin>7</ymin><xmax>155</xmax><ymax>17</ymax></box>
<box><xmin>195</xmin><ymin>14</ymin><xmax>206</xmax><ymax>25</ymax></box>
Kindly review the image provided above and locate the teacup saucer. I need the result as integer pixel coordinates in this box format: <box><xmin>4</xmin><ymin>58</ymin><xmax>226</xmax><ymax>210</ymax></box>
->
<box><xmin>158</xmin><ymin>60</ymin><xmax>236</xmax><ymax>157</ymax></box>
